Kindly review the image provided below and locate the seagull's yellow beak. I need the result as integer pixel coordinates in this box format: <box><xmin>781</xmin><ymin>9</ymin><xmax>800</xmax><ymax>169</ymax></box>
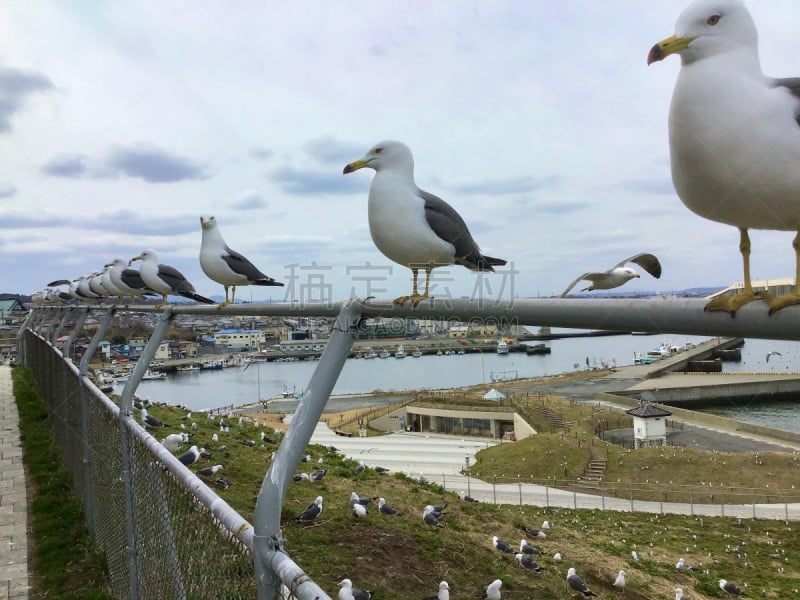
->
<box><xmin>104</xmin><ymin>262</ymin><xmax>113</xmax><ymax>268</ymax></box>
<box><xmin>647</xmin><ymin>35</ymin><xmax>694</xmax><ymax>65</ymax></box>
<box><xmin>634</xmin><ymin>273</ymin><xmax>640</xmax><ymax>279</ymax></box>
<box><xmin>343</xmin><ymin>159</ymin><xmax>370</xmax><ymax>175</ymax></box>
<box><xmin>200</xmin><ymin>217</ymin><xmax>212</xmax><ymax>229</ymax></box>
<box><xmin>129</xmin><ymin>256</ymin><xmax>142</xmax><ymax>266</ymax></box>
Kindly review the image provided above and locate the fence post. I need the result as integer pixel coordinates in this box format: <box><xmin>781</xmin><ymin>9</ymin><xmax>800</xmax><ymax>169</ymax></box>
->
<box><xmin>51</xmin><ymin>308</ymin><xmax>70</xmax><ymax>344</ymax></box>
<box><xmin>518</xmin><ymin>482</ymin><xmax>522</xmax><ymax>507</ymax></box>
<box><xmin>254</xmin><ymin>301</ymin><xmax>362</xmax><ymax>600</ymax></box>
<box><xmin>492</xmin><ymin>476</ymin><xmax>497</xmax><ymax>505</ymax></box>
<box><xmin>545</xmin><ymin>486</ymin><xmax>549</xmax><ymax>508</ymax></box>
<box><xmin>78</xmin><ymin>308</ymin><xmax>115</xmax><ymax>377</ymax></box>
<box><xmin>63</xmin><ymin>308</ymin><xmax>89</xmax><ymax>361</ymax></box>
<box><xmin>119</xmin><ymin>308</ymin><xmax>173</xmax><ymax>600</ymax></box>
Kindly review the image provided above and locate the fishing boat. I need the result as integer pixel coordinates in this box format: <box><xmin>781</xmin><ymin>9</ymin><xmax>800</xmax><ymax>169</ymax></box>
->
<box><xmin>142</xmin><ymin>369</ymin><xmax>166</xmax><ymax>380</ymax></box>
<box><xmin>411</xmin><ymin>348</ymin><xmax>423</xmax><ymax>358</ymax></box>
<box><xmin>176</xmin><ymin>364</ymin><xmax>201</xmax><ymax>372</ymax></box>
<box><xmin>378</xmin><ymin>350</ymin><xmax>390</xmax><ymax>359</ymax></box>
<box><xmin>497</xmin><ymin>339</ymin><xmax>509</xmax><ymax>355</ymax></box>
<box><xmin>394</xmin><ymin>345</ymin><xmax>407</xmax><ymax>358</ymax></box>
<box><xmin>363</xmin><ymin>348</ymin><xmax>378</xmax><ymax>359</ymax></box>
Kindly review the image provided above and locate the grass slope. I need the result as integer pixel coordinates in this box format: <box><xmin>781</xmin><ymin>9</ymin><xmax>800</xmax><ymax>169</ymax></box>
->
<box><xmin>13</xmin><ymin>368</ymin><xmax>113</xmax><ymax>599</ymax></box>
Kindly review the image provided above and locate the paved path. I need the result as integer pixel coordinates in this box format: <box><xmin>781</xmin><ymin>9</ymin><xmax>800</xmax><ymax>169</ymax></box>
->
<box><xmin>0</xmin><ymin>365</ymin><xmax>29</xmax><ymax>599</ymax></box>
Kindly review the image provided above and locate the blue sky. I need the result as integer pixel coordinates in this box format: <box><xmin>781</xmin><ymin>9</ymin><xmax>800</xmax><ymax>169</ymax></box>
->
<box><xmin>1</xmin><ymin>1</ymin><xmax>798</xmax><ymax>302</ymax></box>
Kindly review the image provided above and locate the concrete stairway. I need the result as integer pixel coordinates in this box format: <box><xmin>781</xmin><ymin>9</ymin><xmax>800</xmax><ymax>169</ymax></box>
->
<box><xmin>578</xmin><ymin>458</ymin><xmax>608</xmax><ymax>489</ymax></box>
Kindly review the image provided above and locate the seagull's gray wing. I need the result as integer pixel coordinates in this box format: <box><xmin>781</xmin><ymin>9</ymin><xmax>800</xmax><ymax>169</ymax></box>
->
<box><xmin>614</xmin><ymin>253</ymin><xmax>662</xmax><ymax>279</ymax></box>
<box><xmin>419</xmin><ymin>189</ymin><xmax>483</xmax><ymax>264</ymax></box>
<box><xmin>157</xmin><ymin>264</ymin><xmax>195</xmax><ymax>293</ymax></box>
<box><xmin>560</xmin><ymin>272</ymin><xmax>606</xmax><ymax>297</ymax></box>
<box><xmin>47</xmin><ymin>279</ymin><xmax>72</xmax><ymax>286</ymax></box>
<box><xmin>120</xmin><ymin>269</ymin><xmax>151</xmax><ymax>292</ymax></box>
<box><xmin>772</xmin><ymin>77</ymin><xmax>800</xmax><ymax>126</ymax></box>
<box><xmin>222</xmin><ymin>246</ymin><xmax>283</xmax><ymax>286</ymax></box>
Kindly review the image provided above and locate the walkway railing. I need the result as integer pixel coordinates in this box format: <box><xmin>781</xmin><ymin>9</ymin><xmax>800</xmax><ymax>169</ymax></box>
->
<box><xmin>17</xmin><ymin>297</ymin><xmax>800</xmax><ymax>599</ymax></box>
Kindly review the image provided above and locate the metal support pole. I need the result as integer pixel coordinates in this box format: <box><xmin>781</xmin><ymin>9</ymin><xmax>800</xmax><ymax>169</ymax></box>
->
<box><xmin>253</xmin><ymin>300</ymin><xmax>362</xmax><ymax>600</ymax></box>
<box><xmin>51</xmin><ymin>308</ymin><xmax>70</xmax><ymax>344</ymax></box>
<box><xmin>79</xmin><ymin>308</ymin><xmax>115</xmax><ymax>377</ymax></box>
<box><xmin>63</xmin><ymin>308</ymin><xmax>89</xmax><ymax>361</ymax></box>
<box><xmin>119</xmin><ymin>309</ymin><xmax>173</xmax><ymax>600</ymax></box>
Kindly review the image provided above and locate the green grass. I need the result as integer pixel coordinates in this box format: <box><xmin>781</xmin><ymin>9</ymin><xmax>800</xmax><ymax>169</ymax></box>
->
<box><xmin>13</xmin><ymin>368</ymin><xmax>114</xmax><ymax>600</ymax></box>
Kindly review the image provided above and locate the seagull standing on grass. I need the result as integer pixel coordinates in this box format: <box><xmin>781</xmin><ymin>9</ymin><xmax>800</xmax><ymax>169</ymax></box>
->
<box><xmin>613</xmin><ymin>570</ymin><xmax>626</xmax><ymax>592</ymax></box>
<box><xmin>295</xmin><ymin>496</ymin><xmax>323</xmax><ymax>523</ymax></box>
<box><xmin>515</xmin><ymin>553</ymin><xmax>544</xmax><ymax>572</ymax></box>
<box><xmin>567</xmin><ymin>567</ymin><xmax>596</xmax><ymax>597</ymax></box>
<box><xmin>649</xmin><ymin>0</ymin><xmax>800</xmax><ymax>315</ymax></box>
<box><xmin>343</xmin><ymin>141</ymin><xmax>506</xmax><ymax>305</ymax></box>
<box><xmin>719</xmin><ymin>579</ymin><xmax>744</xmax><ymax>595</ymax></box>
<box><xmin>198</xmin><ymin>215</ymin><xmax>283</xmax><ymax>306</ymax></box>
<box><xmin>423</xmin><ymin>581</ymin><xmax>449</xmax><ymax>600</ymax></box>
<box><xmin>482</xmin><ymin>579</ymin><xmax>502</xmax><ymax>600</ymax></box>
<box><xmin>130</xmin><ymin>249</ymin><xmax>214</xmax><ymax>307</ymax></box>
<box><xmin>338</xmin><ymin>578</ymin><xmax>373</xmax><ymax>600</ymax></box>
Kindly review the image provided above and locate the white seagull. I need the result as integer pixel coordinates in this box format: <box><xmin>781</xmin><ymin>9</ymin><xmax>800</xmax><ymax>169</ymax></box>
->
<box><xmin>649</xmin><ymin>0</ymin><xmax>800</xmax><ymax>315</ymax></box>
<box><xmin>423</xmin><ymin>581</ymin><xmax>449</xmax><ymax>600</ymax></box>
<box><xmin>482</xmin><ymin>579</ymin><xmax>502</xmax><ymax>600</ymax></box>
<box><xmin>561</xmin><ymin>253</ymin><xmax>662</xmax><ymax>297</ymax></box>
<box><xmin>130</xmin><ymin>249</ymin><xmax>214</xmax><ymax>307</ymax></box>
<box><xmin>612</xmin><ymin>570</ymin><xmax>626</xmax><ymax>591</ymax></box>
<box><xmin>338</xmin><ymin>578</ymin><xmax>373</xmax><ymax>600</ymax></box>
<box><xmin>675</xmin><ymin>588</ymin><xmax>691</xmax><ymax>600</ymax></box>
<box><xmin>199</xmin><ymin>215</ymin><xmax>283</xmax><ymax>306</ymax></box>
<box><xmin>343</xmin><ymin>141</ymin><xmax>506</xmax><ymax>305</ymax></box>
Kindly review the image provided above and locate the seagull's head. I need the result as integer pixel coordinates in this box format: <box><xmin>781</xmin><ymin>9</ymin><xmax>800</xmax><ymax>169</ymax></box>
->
<box><xmin>130</xmin><ymin>249</ymin><xmax>158</xmax><ymax>266</ymax></box>
<box><xmin>648</xmin><ymin>0</ymin><xmax>757</xmax><ymax>66</ymax></box>
<box><xmin>567</xmin><ymin>567</ymin><xmax>577</xmax><ymax>577</ymax></box>
<box><xmin>339</xmin><ymin>579</ymin><xmax>352</xmax><ymax>587</ymax></box>
<box><xmin>439</xmin><ymin>582</ymin><xmax>449</xmax><ymax>590</ymax></box>
<box><xmin>343</xmin><ymin>140</ymin><xmax>414</xmax><ymax>175</ymax></box>
<box><xmin>200</xmin><ymin>215</ymin><xmax>217</xmax><ymax>230</ymax></box>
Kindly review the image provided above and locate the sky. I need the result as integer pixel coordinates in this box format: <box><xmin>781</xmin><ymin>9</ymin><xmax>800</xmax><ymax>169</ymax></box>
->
<box><xmin>2</xmin><ymin>1</ymin><xmax>799</xmax><ymax>303</ymax></box>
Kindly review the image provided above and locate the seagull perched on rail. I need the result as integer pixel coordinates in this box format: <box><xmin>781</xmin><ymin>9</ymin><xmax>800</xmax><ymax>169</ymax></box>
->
<box><xmin>561</xmin><ymin>253</ymin><xmax>662</xmax><ymax>297</ymax></box>
<box><xmin>343</xmin><ymin>140</ymin><xmax>506</xmax><ymax>306</ymax></box>
<box><xmin>199</xmin><ymin>215</ymin><xmax>283</xmax><ymax>306</ymax></box>
<box><xmin>130</xmin><ymin>249</ymin><xmax>214</xmax><ymax>307</ymax></box>
<box><xmin>649</xmin><ymin>0</ymin><xmax>800</xmax><ymax>315</ymax></box>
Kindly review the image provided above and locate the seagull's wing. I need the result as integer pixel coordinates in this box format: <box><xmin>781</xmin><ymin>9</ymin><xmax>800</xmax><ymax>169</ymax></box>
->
<box><xmin>561</xmin><ymin>272</ymin><xmax>608</xmax><ymax>297</ymax></box>
<box><xmin>47</xmin><ymin>279</ymin><xmax>72</xmax><ymax>286</ymax></box>
<box><xmin>157</xmin><ymin>264</ymin><xmax>194</xmax><ymax>293</ymax></box>
<box><xmin>222</xmin><ymin>246</ymin><xmax>283</xmax><ymax>286</ymax></box>
<box><xmin>772</xmin><ymin>77</ymin><xmax>800</xmax><ymax>126</ymax></box>
<box><xmin>419</xmin><ymin>189</ymin><xmax>503</xmax><ymax>270</ymax></box>
<box><xmin>614</xmin><ymin>253</ymin><xmax>662</xmax><ymax>278</ymax></box>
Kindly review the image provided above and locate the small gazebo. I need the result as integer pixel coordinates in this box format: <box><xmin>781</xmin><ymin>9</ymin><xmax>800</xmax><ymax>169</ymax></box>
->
<box><xmin>625</xmin><ymin>402</ymin><xmax>672</xmax><ymax>448</ymax></box>
<box><xmin>482</xmin><ymin>388</ymin><xmax>506</xmax><ymax>402</ymax></box>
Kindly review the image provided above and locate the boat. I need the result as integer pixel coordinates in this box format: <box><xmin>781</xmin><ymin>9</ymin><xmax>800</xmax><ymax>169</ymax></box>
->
<box><xmin>142</xmin><ymin>369</ymin><xmax>166</xmax><ymax>380</ymax></box>
<box><xmin>202</xmin><ymin>360</ymin><xmax>224</xmax><ymax>370</ymax></box>
<box><xmin>363</xmin><ymin>349</ymin><xmax>378</xmax><ymax>359</ymax></box>
<box><xmin>378</xmin><ymin>350</ymin><xmax>390</xmax><ymax>359</ymax></box>
<box><xmin>394</xmin><ymin>345</ymin><xmax>407</xmax><ymax>358</ymax></box>
<box><xmin>176</xmin><ymin>364</ymin><xmax>201</xmax><ymax>372</ymax></box>
<box><xmin>411</xmin><ymin>348</ymin><xmax>423</xmax><ymax>358</ymax></box>
<box><xmin>497</xmin><ymin>339</ymin><xmax>509</xmax><ymax>355</ymax></box>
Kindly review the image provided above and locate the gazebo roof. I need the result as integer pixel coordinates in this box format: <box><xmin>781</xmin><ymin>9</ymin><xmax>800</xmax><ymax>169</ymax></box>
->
<box><xmin>625</xmin><ymin>403</ymin><xmax>672</xmax><ymax>418</ymax></box>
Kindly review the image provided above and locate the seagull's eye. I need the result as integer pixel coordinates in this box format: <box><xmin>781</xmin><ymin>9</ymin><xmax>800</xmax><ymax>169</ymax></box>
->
<box><xmin>375</xmin><ymin>147</ymin><xmax>383</xmax><ymax>154</ymax></box>
<box><xmin>707</xmin><ymin>14</ymin><xmax>721</xmax><ymax>26</ymax></box>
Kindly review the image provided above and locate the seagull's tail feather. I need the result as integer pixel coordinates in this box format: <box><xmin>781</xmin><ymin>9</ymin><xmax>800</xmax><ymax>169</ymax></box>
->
<box><xmin>460</xmin><ymin>253</ymin><xmax>508</xmax><ymax>272</ymax></box>
<box><xmin>179</xmin><ymin>292</ymin><xmax>216</xmax><ymax>304</ymax></box>
<box><xmin>253</xmin><ymin>278</ymin><xmax>285</xmax><ymax>287</ymax></box>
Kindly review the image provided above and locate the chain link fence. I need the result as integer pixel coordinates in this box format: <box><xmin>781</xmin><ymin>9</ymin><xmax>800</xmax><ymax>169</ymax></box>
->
<box><xmin>23</xmin><ymin>330</ymin><xmax>258</xmax><ymax>599</ymax></box>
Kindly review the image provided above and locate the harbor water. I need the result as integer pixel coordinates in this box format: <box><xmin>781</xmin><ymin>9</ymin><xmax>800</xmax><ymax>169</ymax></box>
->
<box><xmin>117</xmin><ymin>332</ymin><xmax>800</xmax><ymax>430</ymax></box>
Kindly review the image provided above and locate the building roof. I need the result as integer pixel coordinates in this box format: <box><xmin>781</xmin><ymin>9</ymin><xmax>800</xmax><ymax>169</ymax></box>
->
<box><xmin>0</xmin><ymin>298</ymin><xmax>26</xmax><ymax>314</ymax></box>
<box><xmin>626</xmin><ymin>403</ymin><xmax>672</xmax><ymax>418</ymax></box>
<box><xmin>216</xmin><ymin>329</ymin><xmax>262</xmax><ymax>334</ymax></box>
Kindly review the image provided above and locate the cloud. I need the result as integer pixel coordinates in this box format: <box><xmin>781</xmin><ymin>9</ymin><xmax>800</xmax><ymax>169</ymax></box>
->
<box><xmin>303</xmin><ymin>135</ymin><xmax>365</xmax><ymax>165</ymax></box>
<box><xmin>41</xmin><ymin>153</ymin><xmax>89</xmax><ymax>178</ymax></box>
<box><xmin>106</xmin><ymin>145</ymin><xmax>209</xmax><ymax>183</ymax></box>
<box><xmin>0</xmin><ymin>65</ymin><xmax>55</xmax><ymax>134</ymax></box>
<box><xmin>271</xmin><ymin>165</ymin><xmax>366</xmax><ymax>195</ymax></box>
<box><xmin>250</xmin><ymin>147</ymin><xmax>274</xmax><ymax>162</ymax></box>
<box><xmin>446</xmin><ymin>175</ymin><xmax>561</xmax><ymax>196</ymax></box>
<box><xmin>0</xmin><ymin>183</ymin><xmax>17</xmax><ymax>199</ymax></box>
<box><xmin>613</xmin><ymin>179</ymin><xmax>676</xmax><ymax>195</ymax></box>
<box><xmin>231</xmin><ymin>190</ymin><xmax>267</xmax><ymax>210</ymax></box>
<box><xmin>0</xmin><ymin>209</ymin><xmax>198</xmax><ymax>236</ymax></box>
<box><xmin>529</xmin><ymin>200</ymin><xmax>587</xmax><ymax>215</ymax></box>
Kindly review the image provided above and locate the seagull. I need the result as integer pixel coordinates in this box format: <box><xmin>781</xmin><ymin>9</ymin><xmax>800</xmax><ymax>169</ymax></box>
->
<box><xmin>460</xmin><ymin>491</ymin><xmax>479</xmax><ymax>502</ymax></box>
<box><xmin>567</xmin><ymin>567</ymin><xmax>596</xmax><ymax>597</ymax></box>
<box><xmin>75</xmin><ymin>275</ymin><xmax>101</xmax><ymax>300</ymax></box>
<box><xmin>140</xmin><ymin>408</ymin><xmax>164</xmax><ymax>428</ymax></box>
<box><xmin>349</xmin><ymin>492</ymin><xmax>377</xmax><ymax>508</ymax></box>
<box><xmin>352</xmin><ymin>503</ymin><xmax>368</xmax><ymax>518</ymax></box>
<box><xmin>378</xmin><ymin>497</ymin><xmax>401</xmax><ymax>516</ymax></box>
<box><xmin>553</xmin><ymin>553</ymin><xmax>563</xmax><ymax>562</ymax></box>
<box><xmin>295</xmin><ymin>496</ymin><xmax>323</xmax><ymax>523</ymax></box>
<box><xmin>422</xmin><ymin>505</ymin><xmax>443</xmax><ymax>528</ymax></box>
<box><xmin>374</xmin><ymin>466</ymin><xmax>390</xmax><ymax>473</ymax></box>
<box><xmin>177</xmin><ymin>445</ymin><xmax>201</xmax><ymax>467</ymax></box>
<box><xmin>355</xmin><ymin>461</ymin><xmax>366</xmax><ymax>474</ymax></box>
<box><xmin>161</xmin><ymin>433</ymin><xmax>186</xmax><ymax>452</ymax></box>
<box><xmin>482</xmin><ymin>578</ymin><xmax>502</xmax><ymax>600</ymax></box>
<box><xmin>343</xmin><ymin>140</ymin><xmax>507</xmax><ymax>305</ymax></box>
<box><xmin>423</xmin><ymin>581</ymin><xmax>449</xmax><ymax>600</ymax></box>
<box><xmin>719</xmin><ymin>579</ymin><xmax>743</xmax><ymax>596</ymax></box>
<box><xmin>492</xmin><ymin>536</ymin><xmax>514</xmax><ymax>554</ymax></box>
<box><xmin>613</xmin><ymin>570</ymin><xmax>626</xmax><ymax>591</ymax></box>
<box><xmin>106</xmin><ymin>258</ymin><xmax>157</xmax><ymax>304</ymax></box>
<box><xmin>541</xmin><ymin>520</ymin><xmax>551</xmax><ymax>529</ymax></box>
<box><xmin>676</xmin><ymin>558</ymin><xmax>696</xmax><ymax>572</ymax></box>
<box><xmin>310</xmin><ymin>468</ymin><xmax>327</xmax><ymax>482</ymax></box>
<box><xmin>675</xmin><ymin>589</ymin><xmax>691</xmax><ymax>600</ymax></box>
<box><xmin>215</xmin><ymin>477</ymin><xmax>233</xmax><ymax>490</ymax></box>
<box><xmin>766</xmin><ymin>351</ymin><xmax>782</xmax><ymax>363</ymax></box>
<box><xmin>524</xmin><ymin>527</ymin><xmax>547</xmax><ymax>539</ymax></box>
<box><xmin>199</xmin><ymin>215</ymin><xmax>283</xmax><ymax>306</ymax></box>
<box><xmin>631</xmin><ymin>550</ymin><xmax>639</xmax><ymax>561</ymax></box>
<box><xmin>293</xmin><ymin>472</ymin><xmax>310</xmax><ymax>482</ymax></box>
<box><xmin>561</xmin><ymin>253</ymin><xmax>662</xmax><ymax>297</ymax></box>
<box><xmin>515</xmin><ymin>553</ymin><xmax>544</xmax><ymax>573</ymax></box>
<box><xmin>520</xmin><ymin>540</ymin><xmax>541</xmax><ymax>555</ymax></box>
<box><xmin>130</xmin><ymin>249</ymin><xmax>214</xmax><ymax>307</ymax></box>
<box><xmin>197</xmin><ymin>464</ymin><xmax>223</xmax><ymax>477</ymax></box>
<box><xmin>649</xmin><ymin>0</ymin><xmax>800</xmax><ymax>315</ymax></box>
<box><xmin>338</xmin><ymin>578</ymin><xmax>373</xmax><ymax>600</ymax></box>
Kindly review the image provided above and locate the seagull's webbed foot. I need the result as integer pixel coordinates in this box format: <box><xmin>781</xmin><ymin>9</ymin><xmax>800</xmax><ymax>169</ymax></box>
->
<box><xmin>216</xmin><ymin>301</ymin><xmax>231</xmax><ymax>310</ymax></box>
<box><xmin>393</xmin><ymin>293</ymin><xmax>429</xmax><ymax>307</ymax></box>
<box><xmin>703</xmin><ymin>291</ymin><xmax>762</xmax><ymax>317</ymax></box>
<box><xmin>758</xmin><ymin>291</ymin><xmax>800</xmax><ymax>315</ymax></box>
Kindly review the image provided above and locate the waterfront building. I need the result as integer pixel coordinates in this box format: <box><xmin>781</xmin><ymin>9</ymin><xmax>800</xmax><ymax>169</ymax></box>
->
<box><xmin>625</xmin><ymin>403</ymin><xmax>672</xmax><ymax>448</ymax></box>
<box><xmin>214</xmin><ymin>328</ymin><xmax>266</xmax><ymax>351</ymax></box>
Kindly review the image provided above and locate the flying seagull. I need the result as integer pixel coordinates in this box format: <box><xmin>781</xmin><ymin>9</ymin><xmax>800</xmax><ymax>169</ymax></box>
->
<box><xmin>338</xmin><ymin>578</ymin><xmax>373</xmax><ymax>600</ymax></box>
<box><xmin>423</xmin><ymin>581</ymin><xmax>449</xmax><ymax>600</ymax></box>
<box><xmin>343</xmin><ymin>140</ymin><xmax>506</xmax><ymax>305</ymax></box>
<box><xmin>567</xmin><ymin>567</ymin><xmax>596</xmax><ymax>597</ymax></box>
<box><xmin>130</xmin><ymin>249</ymin><xmax>214</xmax><ymax>307</ymax></box>
<box><xmin>295</xmin><ymin>496</ymin><xmax>323</xmax><ymax>523</ymax></box>
<box><xmin>719</xmin><ymin>579</ymin><xmax>744</xmax><ymax>596</ymax></box>
<box><xmin>561</xmin><ymin>253</ymin><xmax>662</xmax><ymax>297</ymax></box>
<box><xmin>766</xmin><ymin>351</ymin><xmax>782</xmax><ymax>363</ymax></box>
<box><xmin>199</xmin><ymin>215</ymin><xmax>283</xmax><ymax>306</ymax></box>
<box><xmin>482</xmin><ymin>579</ymin><xmax>502</xmax><ymax>600</ymax></box>
<box><xmin>649</xmin><ymin>0</ymin><xmax>800</xmax><ymax>315</ymax></box>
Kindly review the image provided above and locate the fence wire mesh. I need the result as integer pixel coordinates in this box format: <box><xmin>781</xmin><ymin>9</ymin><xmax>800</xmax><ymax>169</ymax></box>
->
<box><xmin>24</xmin><ymin>331</ymin><xmax>257</xmax><ymax>599</ymax></box>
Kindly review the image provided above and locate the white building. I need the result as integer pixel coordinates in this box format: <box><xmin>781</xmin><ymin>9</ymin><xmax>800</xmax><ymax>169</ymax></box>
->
<box><xmin>214</xmin><ymin>329</ymin><xmax>266</xmax><ymax>351</ymax></box>
<box><xmin>625</xmin><ymin>403</ymin><xmax>672</xmax><ymax>448</ymax></box>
